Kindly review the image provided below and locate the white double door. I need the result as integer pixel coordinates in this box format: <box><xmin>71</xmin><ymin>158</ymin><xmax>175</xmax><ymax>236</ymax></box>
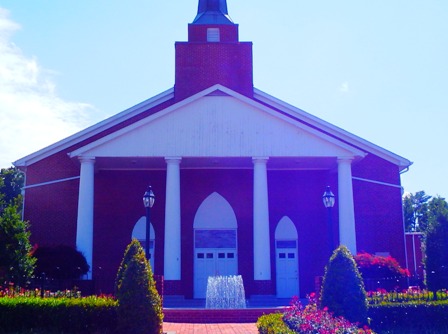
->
<box><xmin>194</xmin><ymin>248</ymin><xmax>237</xmax><ymax>298</ymax></box>
<box><xmin>276</xmin><ymin>244</ymin><xmax>298</xmax><ymax>298</ymax></box>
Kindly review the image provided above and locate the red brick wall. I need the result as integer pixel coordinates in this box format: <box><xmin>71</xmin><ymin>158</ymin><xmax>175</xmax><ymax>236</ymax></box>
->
<box><xmin>23</xmin><ymin>152</ymin><xmax>407</xmax><ymax>297</ymax></box>
<box><xmin>268</xmin><ymin>169</ymin><xmax>337</xmax><ymax>296</ymax></box>
<box><xmin>175</xmin><ymin>42</ymin><xmax>253</xmax><ymax>100</ymax></box>
<box><xmin>352</xmin><ymin>154</ymin><xmax>406</xmax><ymax>267</ymax></box>
<box><xmin>178</xmin><ymin>168</ymin><xmax>253</xmax><ymax>298</ymax></box>
<box><xmin>26</xmin><ymin>179</ymin><xmax>79</xmax><ymax>248</ymax></box>
<box><xmin>93</xmin><ymin>170</ymin><xmax>167</xmax><ymax>293</ymax></box>
<box><xmin>352</xmin><ymin>154</ymin><xmax>401</xmax><ymax>185</ymax></box>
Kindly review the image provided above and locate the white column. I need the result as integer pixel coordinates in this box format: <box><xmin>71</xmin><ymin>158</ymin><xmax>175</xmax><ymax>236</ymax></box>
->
<box><xmin>164</xmin><ymin>157</ymin><xmax>182</xmax><ymax>280</ymax></box>
<box><xmin>338</xmin><ymin>157</ymin><xmax>357</xmax><ymax>254</ymax></box>
<box><xmin>76</xmin><ymin>156</ymin><xmax>95</xmax><ymax>278</ymax></box>
<box><xmin>253</xmin><ymin>157</ymin><xmax>271</xmax><ymax>280</ymax></box>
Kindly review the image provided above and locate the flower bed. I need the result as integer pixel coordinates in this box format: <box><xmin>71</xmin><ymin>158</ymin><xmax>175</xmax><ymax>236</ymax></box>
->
<box><xmin>257</xmin><ymin>294</ymin><xmax>374</xmax><ymax>334</ymax></box>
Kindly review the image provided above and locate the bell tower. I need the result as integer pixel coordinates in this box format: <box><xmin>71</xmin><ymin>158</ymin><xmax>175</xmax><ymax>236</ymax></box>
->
<box><xmin>174</xmin><ymin>0</ymin><xmax>254</xmax><ymax>100</ymax></box>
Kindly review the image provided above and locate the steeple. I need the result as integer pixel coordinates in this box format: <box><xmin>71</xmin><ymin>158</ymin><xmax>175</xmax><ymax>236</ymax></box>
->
<box><xmin>174</xmin><ymin>0</ymin><xmax>254</xmax><ymax>100</ymax></box>
<box><xmin>193</xmin><ymin>0</ymin><xmax>234</xmax><ymax>25</ymax></box>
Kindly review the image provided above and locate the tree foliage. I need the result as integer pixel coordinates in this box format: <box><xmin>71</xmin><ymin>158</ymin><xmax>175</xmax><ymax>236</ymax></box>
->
<box><xmin>424</xmin><ymin>198</ymin><xmax>448</xmax><ymax>292</ymax></box>
<box><xmin>33</xmin><ymin>245</ymin><xmax>89</xmax><ymax>279</ymax></box>
<box><xmin>0</xmin><ymin>204</ymin><xmax>36</xmax><ymax>285</ymax></box>
<box><xmin>0</xmin><ymin>167</ymin><xmax>24</xmax><ymax>212</ymax></box>
<box><xmin>320</xmin><ymin>245</ymin><xmax>368</xmax><ymax>325</ymax></box>
<box><xmin>115</xmin><ymin>239</ymin><xmax>163</xmax><ymax>334</ymax></box>
<box><xmin>403</xmin><ymin>191</ymin><xmax>431</xmax><ymax>232</ymax></box>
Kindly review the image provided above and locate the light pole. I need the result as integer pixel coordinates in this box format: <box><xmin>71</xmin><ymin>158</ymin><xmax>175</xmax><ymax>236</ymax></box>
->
<box><xmin>322</xmin><ymin>186</ymin><xmax>335</xmax><ymax>255</ymax></box>
<box><xmin>142</xmin><ymin>186</ymin><xmax>155</xmax><ymax>262</ymax></box>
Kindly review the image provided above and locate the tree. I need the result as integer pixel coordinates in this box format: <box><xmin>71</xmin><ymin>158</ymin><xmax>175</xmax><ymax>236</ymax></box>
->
<box><xmin>0</xmin><ymin>167</ymin><xmax>24</xmax><ymax>213</ymax></box>
<box><xmin>424</xmin><ymin>197</ymin><xmax>448</xmax><ymax>293</ymax></box>
<box><xmin>0</xmin><ymin>203</ymin><xmax>36</xmax><ymax>286</ymax></box>
<box><xmin>33</xmin><ymin>245</ymin><xmax>89</xmax><ymax>279</ymax></box>
<box><xmin>320</xmin><ymin>245</ymin><xmax>368</xmax><ymax>325</ymax></box>
<box><xmin>115</xmin><ymin>239</ymin><xmax>163</xmax><ymax>334</ymax></box>
<box><xmin>403</xmin><ymin>191</ymin><xmax>431</xmax><ymax>232</ymax></box>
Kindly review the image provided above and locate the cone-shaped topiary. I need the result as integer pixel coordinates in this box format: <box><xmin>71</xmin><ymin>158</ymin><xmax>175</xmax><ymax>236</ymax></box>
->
<box><xmin>114</xmin><ymin>239</ymin><xmax>142</xmax><ymax>296</ymax></box>
<box><xmin>320</xmin><ymin>245</ymin><xmax>368</xmax><ymax>325</ymax></box>
<box><xmin>115</xmin><ymin>239</ymin><xmax>163</xmax><ymax>334</ymax></box>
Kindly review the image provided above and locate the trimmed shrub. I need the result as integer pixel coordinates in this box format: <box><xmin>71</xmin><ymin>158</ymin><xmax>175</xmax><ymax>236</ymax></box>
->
<box><xmin>0</xmin><ymin>296</ymin><xmax>117</xmax><ymax>333</ymax></box>
<box><xmin>320</xmin><ymin>245</ymin><xmax>368</xmax><ymax>325</ymax></box>
<box><xmin>33</xmin><ymin>245</ymin><xmax>89</xmax><ymax>280</ymax></box>
<box><xmin>115</xmin><ymin>239</ymin><xmax>163</xmax><ymax>334</ymax></box>
<box><xmin>257</xmin><ymin>312</ymin><xmax>295</xmax><ymax>334</ymax></box>
<box><xmin>114</xmin><ymin>238</ymin><xmax>141</xmax><ymax>295</ymax></box>
<box><xmin>368</xmin><ymin>301</ymin><xmax>448</xmax><ymax>333</ymax></box>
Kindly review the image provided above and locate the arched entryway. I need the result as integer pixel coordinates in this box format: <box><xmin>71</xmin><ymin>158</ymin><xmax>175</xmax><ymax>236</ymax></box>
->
<box><xmin>193</xmin><ymin>192</ymin><xmax>238</xmax><ymax>298</ymax></box>
<box><xmin>132</xmin><ymin>217</ymin><xmax>155</xmax><ymax>270</ymax></box>
<box><xmin>275</xmin><ymin>216</ymin><xmax>299</xmax><ymax>298</ymax></box>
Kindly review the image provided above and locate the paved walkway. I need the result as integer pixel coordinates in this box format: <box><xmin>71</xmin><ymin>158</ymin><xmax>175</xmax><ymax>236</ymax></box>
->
<box><xmin>163</xmin><ymin>322</ymin><xmax>258</xmax><ymax>334</ymax></box>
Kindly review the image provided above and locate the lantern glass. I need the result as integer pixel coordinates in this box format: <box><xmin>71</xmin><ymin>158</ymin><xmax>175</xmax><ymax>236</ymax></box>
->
<box><xmin>322</xmin><ymin>186</ymin><xmax>335</xmax><ymax>208</ymax></box>
<box><xmin>143</xmin><ymin>187</ymin><xmax>155</xmax><ymax>208</ymax></box>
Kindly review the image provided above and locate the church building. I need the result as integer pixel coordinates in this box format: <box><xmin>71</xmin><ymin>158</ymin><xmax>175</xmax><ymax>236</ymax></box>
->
<box><xmin>15</xmin><ymin>0</ymin><xmax>411</xmax><ymax>299</ymax></box>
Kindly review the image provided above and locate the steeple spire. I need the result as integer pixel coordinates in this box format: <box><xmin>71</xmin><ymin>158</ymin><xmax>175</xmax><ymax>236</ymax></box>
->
<box><xmin>193</xmin><ymin>0</ymin><xmax>234</xmax><ymax>25</ymax></box>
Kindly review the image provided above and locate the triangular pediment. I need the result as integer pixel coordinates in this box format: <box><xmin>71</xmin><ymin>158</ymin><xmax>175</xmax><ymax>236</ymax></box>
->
<box><xmin>69</xmin><ymin>85</ymin><xmax>364</xmax><ymax>159</ymax></box>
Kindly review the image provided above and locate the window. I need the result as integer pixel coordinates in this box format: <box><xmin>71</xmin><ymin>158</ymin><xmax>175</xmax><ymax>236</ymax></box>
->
<box><xmin>207</xmin><ymin>28</ymin><xmax>220</xmax><ymax>42</ymax></box>
<box><xmin>276</xmin><ymin>240</ymin><xmax>297</xmax><ymax>249</ymax></box>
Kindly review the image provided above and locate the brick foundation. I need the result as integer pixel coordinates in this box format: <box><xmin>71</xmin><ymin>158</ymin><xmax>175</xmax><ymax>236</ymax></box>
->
<box><xmin>163</xmin><ymin>307</ymin><xmax>286</xmax><ymax>323</ymax></box>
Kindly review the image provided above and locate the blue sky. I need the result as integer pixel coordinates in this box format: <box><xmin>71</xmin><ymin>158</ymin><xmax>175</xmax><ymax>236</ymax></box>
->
<box><xmin>0</xmin><ymin>1</ymin><xmax>447</xmax><ymax>199</ymax></box>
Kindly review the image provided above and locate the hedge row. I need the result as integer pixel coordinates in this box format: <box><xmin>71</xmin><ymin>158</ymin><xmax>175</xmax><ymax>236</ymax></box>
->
<box><xmin>368</xmin><ymin>301</ymin><xmax>448</xmax><ymax>334</ymax></box>
<box><xmin>0</xmin><ymin>296</ymin><xmax>118</xmax><ymax>333</ymax></box>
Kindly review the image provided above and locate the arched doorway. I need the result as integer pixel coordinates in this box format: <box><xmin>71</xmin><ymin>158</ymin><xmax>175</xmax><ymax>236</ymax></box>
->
<box><xmin>275</xmin><ymin>216</ymin><xmax>299</xmax><ymax>298</ymax></box>
<box><xmin>132</xmin><ymin>217</ymin><xmax>155</xmax><ymax>270</ymax></box>
<box><xmin>193</xmin><ymin>192</ymin><xmax>238</xmax><ymax>298</ymax></box>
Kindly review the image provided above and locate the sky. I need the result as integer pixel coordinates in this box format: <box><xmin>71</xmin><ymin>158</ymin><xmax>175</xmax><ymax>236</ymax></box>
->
<box><xmin>0</xmin><ymin>1</ymin><xmax>447</xmax><ymax>199</ymax></box>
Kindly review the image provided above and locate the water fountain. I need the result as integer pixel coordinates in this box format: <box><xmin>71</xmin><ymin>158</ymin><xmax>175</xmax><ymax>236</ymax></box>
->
<box><xmin>205</xmin><ymin>275</ymin><xmax>247</xmax><ymax>309</ymax></box>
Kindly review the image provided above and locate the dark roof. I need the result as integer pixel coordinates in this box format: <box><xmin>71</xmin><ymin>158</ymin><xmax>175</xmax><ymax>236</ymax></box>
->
<box><xmin>192</xmin><ymin>0</ymin><xmax>234</xmax><ymax>25</ymax></box>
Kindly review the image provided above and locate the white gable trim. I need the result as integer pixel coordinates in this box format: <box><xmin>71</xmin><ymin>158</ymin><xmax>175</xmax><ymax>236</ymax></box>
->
<box><xmin>254</xmin><ymin>88</ymin><xmax>412</xmax><ymax>170</ymax></box>
<box><xmin>14</xmin><ymin>83</ymin><xmax>410</xmax><ymax>169</ymax></box>
<box><xmin>68</xmin><ymin>85</ymin><xmax>365</xmax><ymax>158</ymax></box>
<box><xmin>14</xmin><ymin>88</ymin><xmax>175</xmax><ymax>167</ymax></box>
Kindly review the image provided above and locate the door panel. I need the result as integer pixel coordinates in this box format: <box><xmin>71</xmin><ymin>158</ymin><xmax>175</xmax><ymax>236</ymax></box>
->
<box><xmin>194</xmin><ymin>249</ymin><xmax>237</xmax><ymax>298</ymax></box>
<box><xmin>276</xmin><ymin>247</ymin><xmax>298</xmax><ymax>298</ymax></box>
